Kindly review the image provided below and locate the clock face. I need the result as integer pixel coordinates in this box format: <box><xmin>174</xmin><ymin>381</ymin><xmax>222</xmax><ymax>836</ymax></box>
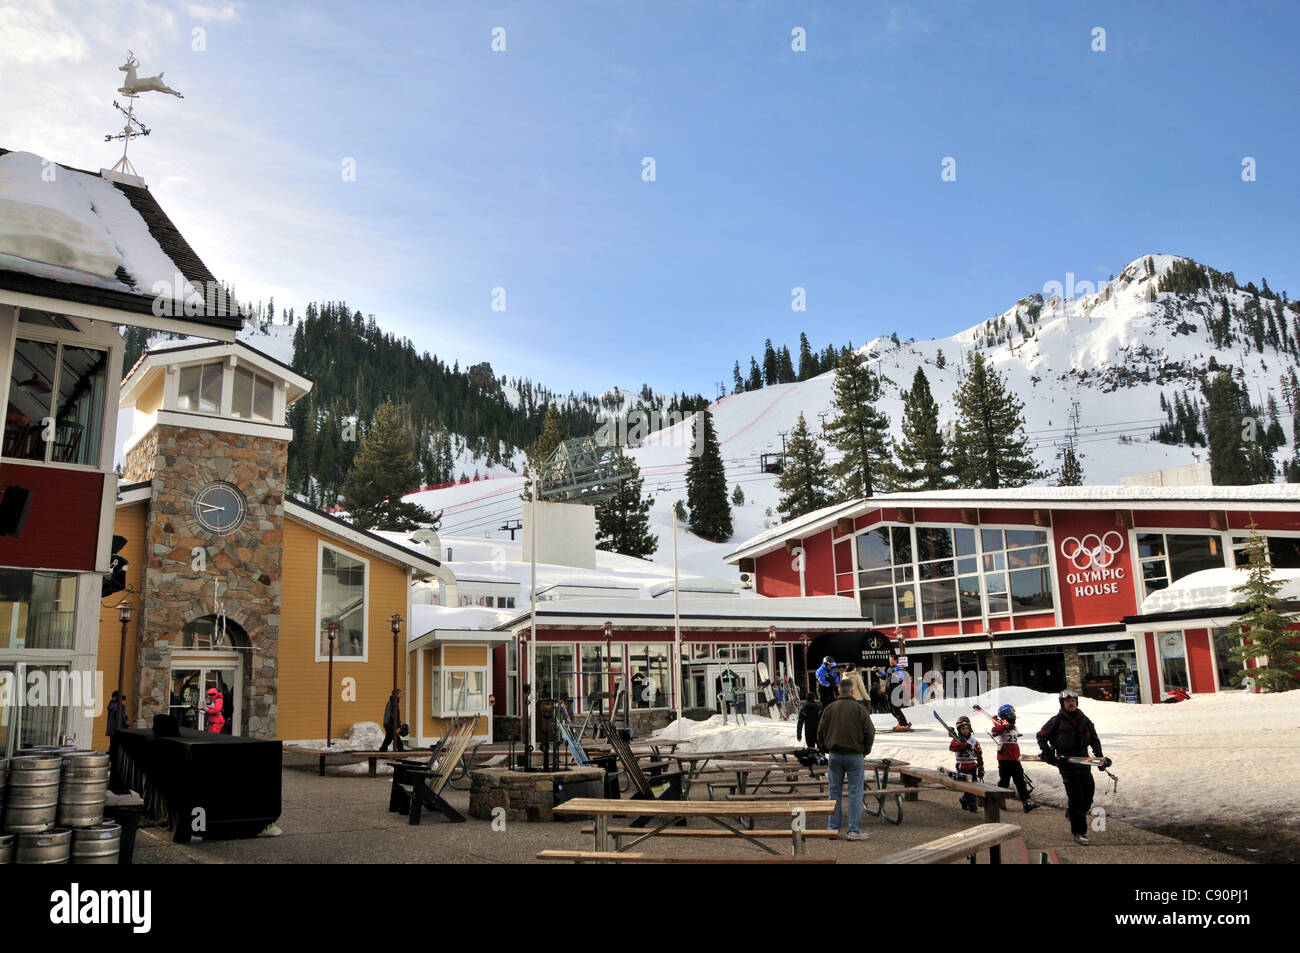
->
<box><xmin>194</xmin><ymin>482</ymin><xmax>247</xmax><ymax>534</ymax></box>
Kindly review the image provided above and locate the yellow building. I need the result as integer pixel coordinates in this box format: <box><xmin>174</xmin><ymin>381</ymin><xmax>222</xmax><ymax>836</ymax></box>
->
<box><xmin>93</xmin><ymin>340</ymin><xmax>448</xmax><ymax>748</ymax></box>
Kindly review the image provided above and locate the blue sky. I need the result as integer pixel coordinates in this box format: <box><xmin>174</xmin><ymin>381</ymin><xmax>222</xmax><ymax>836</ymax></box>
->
<box><xmin>2</xmin><ymin>1</ymin><xmax>1298</xmax><ymax>394</ymax></box>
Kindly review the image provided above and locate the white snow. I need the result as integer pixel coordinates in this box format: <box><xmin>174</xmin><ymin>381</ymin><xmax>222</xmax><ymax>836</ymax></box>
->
<box><xmin>0</xmin><ymin>150</ymin><xmax>201</xmax><ymax>305</ymax></box>
<box><xmin>654</xmin><ymin>687</ymin><xmax>1300</xmax><ymax>828</ymax></box>
<box><xmin>1140</xmin><ymin>567</ymin><xmax>1300</xmax><ymax>614</ymax></box>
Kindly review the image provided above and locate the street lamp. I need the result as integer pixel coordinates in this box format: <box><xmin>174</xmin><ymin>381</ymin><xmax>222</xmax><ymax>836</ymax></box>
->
<box><xmin>324</xmin><ymin>619</ymin><xmax>339</xmax><ymax>747</ymax></box>
<box><xmin>116</xmin><ymin>600</ymin><xmax>133</xmax><ymax>731</ymax></box>
<box><xmin>389</xmin><ymin>613</ymin><xmax>404</xmax><ymax>744</ymax></box>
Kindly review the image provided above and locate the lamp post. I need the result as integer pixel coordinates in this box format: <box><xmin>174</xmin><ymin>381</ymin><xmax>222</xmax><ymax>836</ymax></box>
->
<box><xmin>767</xmin><ymin>626</ymin><xmax>777</xmax><ymax>716</ymax></box>
<box><xmin>389</xmin><ymin>612</ymin><xmax>403</xmax><ymax>715</ymax></box>
<box><xmin>324</xmin><ymin>619</ymin><xmax>339</xmax><ymax>747</ymax></box>
<box><xmin>800</xmin><ymin>634</ymin><xmax>810</xmax><ymax>695</ymax></box>
<box><xmin>116</xmin><ymin>600</ymin><xmax>133</xmax><ymax>730</ymax></box>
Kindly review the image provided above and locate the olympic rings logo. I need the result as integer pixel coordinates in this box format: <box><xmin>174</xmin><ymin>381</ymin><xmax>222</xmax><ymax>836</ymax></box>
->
<box><xmin>1059</xmin><ymin>532</ymin><xmax>1123</xmax><ymax>570</ymax></box>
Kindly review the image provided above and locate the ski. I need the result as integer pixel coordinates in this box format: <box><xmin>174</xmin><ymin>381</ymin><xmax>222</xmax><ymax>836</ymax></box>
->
<box><xmin>1021</xmin><ymin>755</ymin><xmax>1110</xmax><ymax>766</ymax></box>
<box><xmin>933</xmin><ymin>709</ymin><xmax>960</xmax><ymax>740</ymax></box>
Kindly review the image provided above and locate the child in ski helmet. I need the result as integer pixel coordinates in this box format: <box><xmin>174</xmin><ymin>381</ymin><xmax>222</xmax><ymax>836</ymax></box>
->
<box><xmin>990</xmin><ymin>704</ymin><xmax>1038</xmax><ymax>813</ymax></box>
<box><xmin>949</xmin><ymin>715</ymin><xmax>984</xmax><ymax>813</ymax></box>
<box><xmin>204</xmin><ymin>687</ymin><xmax>225</xmax><ymax>734</ymax></box>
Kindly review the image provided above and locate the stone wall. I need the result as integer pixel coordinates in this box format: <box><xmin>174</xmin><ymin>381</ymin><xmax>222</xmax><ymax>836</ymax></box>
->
<box><xmin>1063</xmin><ymin>645</ymin><xmax>1084</xmax><ymax>692</ymax></box>
<box><xmin>131</xmin><ymin>424</ymin><xmax>287</xmax><ymax>739</ymax></box>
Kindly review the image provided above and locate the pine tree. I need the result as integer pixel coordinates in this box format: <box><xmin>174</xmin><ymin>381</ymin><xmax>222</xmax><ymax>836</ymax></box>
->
<box><xmin>673</xmin><ymin>499</ymin><xmax>688</xmax><ymax>523</ymax></box>
<box><xmin>1228</xmin><ymin>527</ymin><xmax>1300</xmax><ymax>691</ymax></box>
<box><xmin>776</xmin><ymin>413</ymin><xmax>833</xmax><ymax>520</ymax></box>
<box><xmin>523</xmin><ymin>403</ymin><xmax>568</xmax><ymax>498</ymax></box>
<box><xmin>935</xmin><ymin>348</ymin><xmax>946</xmax><ymax>370</ymax></box>
<box><xmin>888</xmin><ymin>367</ymin><xmax>954</xmax><ymax>491</ymax></box>
<box><xmin>797</xmin><ymin>332</ymin><xmax>816</xmax><ymax>381</ymax></box>
<box><xmin>824</xmin><ymin>351</ymin><xmax>892</xmax><ymax>499</ymax></box>
<box><xmin>762</xmin><ymin>340</ymin><xmax>778</xmax><ymax>387</ymax></box>
<box><xmin>341</xmin><ymin>400</ymin><xmax>439</xmax><ymax>530</ymax></box>
<box><xmin>1205</xmin><ymin>372</ymin><xmax>1274</xmax><ymax>485</ymax></box>
<box><xmin>746</xmin><ymin>358</ymin><xmax>763</xmax><ymax>391</ymax></box>
<box><xmin>685</xmin><ymin>411</ymin><xmax>733</xmax><ymax>542</ymax></box>
<box><xmin>950</xmin><ymin>352</ymin><xmax>1043</xmax><ymax>488</ymax></box>
<box><xmin>731</xmin><ymin>484</ymin><xmax>745</xmax><ymax>506</ymax></box>
<box><xmin>595</xmin><ymin>449</ymin><xmax>658</xmax><ymax>559</ymax></box>
<box><xmin>1057</xmin><ymin>447</ymin><xmax>1084</xmax><ymax>486</ymax></box>
<box><xmin>777</xmin><ymin>346</ymin><xmax>796</xmax><ymax>384</ymax></box>
<box><xmin>732</xmin><ymin>361</ymin><xmax>744</xmax><ymax>394</ymax></box>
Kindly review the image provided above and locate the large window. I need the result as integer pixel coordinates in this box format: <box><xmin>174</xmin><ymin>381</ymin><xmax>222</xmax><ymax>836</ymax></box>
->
<box><xmin>1231</xmin><ymin>534</ymin><xmax>1300</xmax><ymax>570</ymax></box>
<box><xmin>1212</xmin><ymin>627</ymin><xmax>1245</xmax><ymax>689</ymax></box>
<box><xmin>431</xmin><ymin>667</ymin><xmax>487</xmax><ymax>715</ymax></box>
<box><xmin>628</xmin><ymin>643</ymin><xmax>671</xmax><ymax>708</ymax></box>
<box><xmin>318</xmin><ymin>544</ymin><xmax>367</xmax><ymax>658</ymax></box>
<box><xmin>0</xmin><ymin>569</ymin><xmax>78</xmax><ymax>651</ymax></box>
<box><xmin>176</xmin><ymin>361</ymin><xmax>223</xmax><ymax>414</ymax></box>
<box><xmin>858</xmin><ymin>524</ymin><xmax>1052</xmax><ymax>626</ymax></box>
<box><xmin>5</xmin><ymin>337</ymin><xmax>107</xmax><ymax>466</ymax></box>
<box><xmin>1138</xmin><ymin>533</ymin><xmax>1225</xmax><ymax>599</ymax></box>
<box><xmin>534</xmin><ymin>643</ymin><xmax>574</xmax><ymax>702</ymax></box>
<box><xmin>1158</xmin><ymin>631</ymin><xmax>1189</xmax><ymax>692</ymax></box>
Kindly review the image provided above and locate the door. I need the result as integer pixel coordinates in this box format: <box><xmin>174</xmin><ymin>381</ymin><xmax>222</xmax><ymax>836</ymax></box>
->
<box><xmin>170</xmin><ymin>660</ymin><xmax>240</xmax><ymax>734</ymax></box>
<box><xmin>707</xmin><ymin>664</ymin><xmax>755</xmax><ymax>713</ymax></box>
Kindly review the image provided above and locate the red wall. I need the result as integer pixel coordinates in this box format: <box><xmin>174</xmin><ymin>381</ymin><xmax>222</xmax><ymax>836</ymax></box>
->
<box><xmin>1185</xmin><ymin>628</ymin><xmax>1215</xmax><ymax>693</ymax></box>
<box><xmin>0</xmin><ymin>462</ymin><xmax>104</xmax><ymax>572</ymax></box>
<box><xmin>1052</xmin><ymin>510</ymin><xmax>1140</xmax><ymax>626</ymax></box>
<box><xmin>755</xmin><ymin>529</ymin><xmax>836</xmax><ymax>597</ymax></box>
<box><xmin>1143</xmin><ymin>632</ymin><xmax>1161</xmax><ymax>701</ymax></box>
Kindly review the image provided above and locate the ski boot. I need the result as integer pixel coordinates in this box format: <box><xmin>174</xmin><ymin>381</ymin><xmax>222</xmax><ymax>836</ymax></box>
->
<box><xmin>1023</xmin><ymin>799</ymin><xmax>1039</xmax><ymax>813</ymax></box>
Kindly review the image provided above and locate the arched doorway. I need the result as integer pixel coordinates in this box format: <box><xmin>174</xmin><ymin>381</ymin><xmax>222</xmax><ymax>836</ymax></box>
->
<box><xmin>170</xmin><ymin>615</ymin><xmax>249</xmax><ymax>735</ymax></box>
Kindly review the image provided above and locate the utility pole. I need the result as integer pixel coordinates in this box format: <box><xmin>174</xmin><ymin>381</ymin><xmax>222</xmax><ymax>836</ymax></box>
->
<box><xmin>777</xmin><ymin>431</ymin><xmax>788</xmax><ymax>457</ymax></box>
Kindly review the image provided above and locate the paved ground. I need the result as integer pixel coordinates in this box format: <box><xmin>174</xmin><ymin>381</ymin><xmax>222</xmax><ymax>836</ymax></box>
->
<box><xmin>129</xmin><ymin>758</ymin><xmax>1247</xmax><ymax>864</ymax></box>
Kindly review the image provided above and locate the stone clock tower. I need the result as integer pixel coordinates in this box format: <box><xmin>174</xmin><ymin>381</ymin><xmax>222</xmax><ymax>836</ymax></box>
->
<box><xmin>118</xmin><ymin>341</ymin><xmax>312</xmax><ymax>739</ymax></box>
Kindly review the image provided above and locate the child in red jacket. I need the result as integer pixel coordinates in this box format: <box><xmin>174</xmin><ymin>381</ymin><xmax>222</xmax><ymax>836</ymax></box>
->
<box><xmin>949</xmin><ymin>716</ymin><xmax>983</xmax><ymax>813</ymax></box>
<box><xmin>990</xmin><ymin>704</ymin><xmax>1038</xmax><ymax>813</ymax></box>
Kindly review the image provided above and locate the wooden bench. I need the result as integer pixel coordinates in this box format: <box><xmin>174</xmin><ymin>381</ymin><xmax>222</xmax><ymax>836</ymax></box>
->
<box><xmin>348</xmin><ymin>749</ymin><xmax>436</xmax><ymax>777</ymax></box>
<box><xmin>893</xmin><ymin>767</ymin><xmax>1014</xmax><ymax>857</ymax></box>
<box><xmin>725</xmin><ymin>789</ymin><xmax>904</xmax><ymax>824</ymax></box>
<box><xmin>870</xmin><ymin>823</ymin><xmax>1024</xmax><ymax>865</ymax></box>
<box><xmin>537</xmin><ymin>849</ymin><xmax>837</xmax><ymax>864</ymax></box>
<box><xmin>578</xmin><ymin>825</ymin><xmax>841</xmax><ymax>850</ymax></box>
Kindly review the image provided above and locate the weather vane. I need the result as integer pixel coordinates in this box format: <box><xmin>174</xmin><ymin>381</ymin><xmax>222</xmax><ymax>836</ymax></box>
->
<box><xmin>105</xmin><ymin>51</ymin><xmax>183</xmax><ymax>180</ymax></box>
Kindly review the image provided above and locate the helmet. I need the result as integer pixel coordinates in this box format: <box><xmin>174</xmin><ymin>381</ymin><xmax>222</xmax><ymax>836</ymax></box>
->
<box><xmin>997</xmin><ymin>704</ymin><xmax>1015</xmax><ymax>719</ymax></box>
<box><xmin>823</xmin><ymin>656</ymin><xmax>835</xmax><ymax>666</ymax></box>
<box><xmin>1059</xmin><ymin>688</ymin><xmax>1079</xmax><ymax>704</ymax></box>
<box><xmin>207</xmin><ymin>688</ymin><xmax>219</xmax><ymax>696</ymax></box>
<box><xmin>955</xmin><ymin>715</ymin><xmax>972</xmax><ymax>732</ymax></box>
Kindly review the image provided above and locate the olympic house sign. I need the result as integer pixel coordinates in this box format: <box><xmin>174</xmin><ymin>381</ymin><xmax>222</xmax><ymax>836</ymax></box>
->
<box><xmin>1059</xmin><ymin>533</ymin><xmax>1126</xmax><ymax>597</ymax></box>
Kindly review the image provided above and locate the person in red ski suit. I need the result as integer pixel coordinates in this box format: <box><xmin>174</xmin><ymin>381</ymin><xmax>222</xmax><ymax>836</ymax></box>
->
<box><xmin>990</xmin><ymin>704</ymin><xmax>1038</xmax><ymax>813</ymax></box>
<box><xmin>950</xmin><ymin>716</ymin><xmax>983</xmax><ymax>813</ymax></box>
<box><xmin>204</xmin><ymin>688</ymin><xmax>225</xmax><ymax>734</ymax></box>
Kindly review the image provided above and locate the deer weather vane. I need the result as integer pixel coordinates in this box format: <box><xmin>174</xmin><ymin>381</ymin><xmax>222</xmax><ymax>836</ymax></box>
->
<box><xmin>105</xmin><ymin>51</ymin><xmax>183</xmax><ymax>179</ymax></box>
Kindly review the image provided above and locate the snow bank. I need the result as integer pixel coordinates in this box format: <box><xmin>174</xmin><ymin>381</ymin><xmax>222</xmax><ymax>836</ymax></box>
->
<box><xmin>1140</xmin><ymin>567</ymin><xmax>1300</xmax><ymax>614</ymax></box>
<box><xmin>657</xmin><ymin>688</ymin><xmax>1300</xmax><ymax>827</ymax></box>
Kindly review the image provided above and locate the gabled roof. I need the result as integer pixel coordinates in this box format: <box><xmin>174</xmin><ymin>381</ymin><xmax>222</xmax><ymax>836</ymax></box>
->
<box><xmin>0</xmin><ymin>149</ymin><xmax>241</xmax><ymax>332</ymax></box>
<box><xmin>285</xmin><ymin>498</ymin><xmax>443</xmax><ymax>577</ymax></box>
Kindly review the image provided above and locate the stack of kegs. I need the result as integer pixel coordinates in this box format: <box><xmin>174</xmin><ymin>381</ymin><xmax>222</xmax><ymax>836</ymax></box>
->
<box><xmin>1</xmin><ymin>749</ymin><xmax>120</xmax><ymax>864</ymax></box>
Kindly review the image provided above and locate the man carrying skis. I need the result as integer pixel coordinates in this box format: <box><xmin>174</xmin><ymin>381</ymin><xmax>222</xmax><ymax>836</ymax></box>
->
<box><xmin>1037</xmin><ymin>689</ymin><xmax>1111</xmax><ymax>845</ymax></box>
<box><xmin>815</xmin><ymin>656</ymin><xmax>840</xmax><ymax>706</ymax></box>
<box><xmin>990</xmin><ymin>704</ymin><xmax>1038</xmax><ymax>813</ymax></box>
<box><xmin>949</xmin><ymin>715</ymin><xmax>983</xmax><ymax>813</ymax></box>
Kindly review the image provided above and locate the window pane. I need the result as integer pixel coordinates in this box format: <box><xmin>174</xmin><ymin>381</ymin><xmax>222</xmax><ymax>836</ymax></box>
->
<box><xmin>0</xmin><ymin>569</ymin><xmax>78</xmax><ymax>650</ymax></box>
<box><xmin>1138</xmin><ymin>533</ymin><xmax>1166</xmax><ymax>559</ymax></box>
<box><xmin>200</xmin><ymin>363</ymin><xmax>222</xmax><ymax>412</ymax></box>
<box><xmin>891</xmin><ymin>526</ymin><xmax>912</xmax><ymax>564</ymax></box>
<box><xmin>319</xmin><ymin>547</ymin><xmax>366</xmax><ymax>656</ymax></box>
<box><xmin>1167</xmin><ymin>535</ymin><xmax>1224</xmax><ymax>582</ymax></box>
<box><xmin>860</xmin><ymin>587</ymin><xmax>895</xmax><ymax>626</ymax></box>
<box><xmin>6</xmin><ymin>338</ymin><xmax>57</xmax><ymax>461</ymax></box>
<box><xmin>52</xmin><ymin>346</ymin><xmax>107</xmax><ymax>466</ymax></box>
<box><xmin>916</xmin><ymin>527</ymin><xmax>953</xmax><ymax>562</ymax></box>
<box><xmin>958</xmin><ymin>575</ymin><xmax>982</xmax><ymax>617</ymax></box>
<box><xmin>893</xmin><ymin>564</ymin><xmax>914</xmax><ymax>583</ymax></box>
<box><xmin>1268</xmin><ymin>537</ymin><xmax>1300</xmax><ymax>569</ymax></box>
<box><xmin>857</xmin><ymin>529</ymin><xmax>891</xmax><ymax>571</ymax></box>
<box><xmin>1008</xmin><ymin>546</ymin><xmax>1048</xmax><ymax>569</ymax></box>
<box><xmin>895</xmin><ymin>584</ymin><xmax>917</xmax><ymax>623</ymax></box>
<box><xmin>1009</xmin><ymin>568</ymin><xmax>1054</xmax><ymax>613</ymax></box>
<box><xmin>918</xmin><ymin>560</ymin><xmax>954</xmax><ymax>580</ymax></box>
<box><xmin>957</xmin><ymin>556</ymin><xmax>978</xmax><ymax>575</ymax></box>
<box><xmin>954</xmin><ymin>527</ymin><xmax>977</xmax><ymax>557</ymax></box>
<box><xmin>1212</xmin><ymin>627</ymin><xmax>1244</xmax><ymax>689</ymax></box>
<box><xmin>980</xmin><ymin>528</ymin><xmax>1003</xmax><ymax>552</ymax></box>
<box><xmin>1005</xmin><ymin>529</ymin><xmax>1047</xmax><ymax>549</ymax></box>
<box><xmin>253</xmin><ymin>376</ymin><xmax>274</xmax><ymax>422</ymax></box>
<box><xmin>858</xmin><ymin>568</ymin><xmax>892</xmax><ymax>589</ymax></box>
<box><xmin>920</xmin><ymin>579</ymin><xmax>957</xmax><ymax>621</ymax></box>
<box><xmin>1159</xmin><ymin>632</ymin><xmax>1188</xmax><ymax>692</ymax></box>
<box><xmin>231</xmin><ymin>367</ymin><xmax>254</xmax><ymax>418</ymax></box>
<box><xmin>983</xmin><ymin>552</ymin><xmax>1006</xmax><ymax>572</ymax></box>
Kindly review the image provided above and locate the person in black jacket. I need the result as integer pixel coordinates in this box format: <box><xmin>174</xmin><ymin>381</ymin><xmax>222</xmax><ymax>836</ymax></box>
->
<box><xmin>796</xmin><ymin>696</ymin><xmax>823</xmax><ymax>751</ymax></box>
<box><xmin>380</xmin><ymin>688</ymin><xmax>405</xmax><ymax>752</ymax></box>
<box><xmin>1037</xmin><ymin>689</ymin><xmax>1111</xmax><ymax>845</ymax></box>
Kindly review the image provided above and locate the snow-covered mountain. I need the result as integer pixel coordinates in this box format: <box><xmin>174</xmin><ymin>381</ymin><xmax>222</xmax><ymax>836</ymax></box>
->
<box><xmin>412</xmin><ymin>253</ymin><xmax>1300</xmax><ymax>578</ymax></box>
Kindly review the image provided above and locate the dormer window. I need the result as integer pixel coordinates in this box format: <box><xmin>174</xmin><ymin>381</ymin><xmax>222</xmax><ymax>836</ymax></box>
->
<box><xmin>176</xmin><ymin>361</ymin><xmax>223</xmax><ymax>413</ymax></box>
<box><xmin>231</xmin><ymin>366</ymin><xmax>274</xmax><ymax>422</ymax></box>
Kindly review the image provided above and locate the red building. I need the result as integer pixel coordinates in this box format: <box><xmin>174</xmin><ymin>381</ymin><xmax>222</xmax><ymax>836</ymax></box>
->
<box><xmin>725</xmin><ymin>486</ymin><xmax>1300</xmax><ymax>703</ymax></box>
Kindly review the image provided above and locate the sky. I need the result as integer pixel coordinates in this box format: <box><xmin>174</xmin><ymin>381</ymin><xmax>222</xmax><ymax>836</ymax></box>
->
<box><xmin>2</xmin><ymin>0</ymin><xmax>1298</xmax><ymax>396</ymax></box>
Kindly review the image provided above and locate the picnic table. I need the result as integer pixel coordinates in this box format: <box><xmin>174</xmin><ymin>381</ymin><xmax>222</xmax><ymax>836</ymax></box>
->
<box><xmin>671</xmin><ymin>747</ymin><xmax>804</xmax><ymax>793</ymax></box>
<box><xmin>553</xmin><ymin>797</ymin><xmax>834</xmax><ymax>856</ymax></box>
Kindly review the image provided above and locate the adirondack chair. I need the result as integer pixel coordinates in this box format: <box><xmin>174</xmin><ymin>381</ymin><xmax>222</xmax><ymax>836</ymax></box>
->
<box><xmin>596</xmin><ymin>712</ymin><xmax>684</xmax><ymax>805</ymax></box>
<box><xmin>388</xmin><ymin>716</ymin><xmax>477</xmax><ymax>824</ymax></box>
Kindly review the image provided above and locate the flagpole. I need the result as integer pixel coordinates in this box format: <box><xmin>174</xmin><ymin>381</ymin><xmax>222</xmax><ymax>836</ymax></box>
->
<box><xmin>529</xmin><ymin>474</ymin><xmax>538</xmax><ymax>758</ymax></box>
<box><xmin>673</xmin><ymin>510</ymin><xmax>683</xmax><ymax>740</ymax></box>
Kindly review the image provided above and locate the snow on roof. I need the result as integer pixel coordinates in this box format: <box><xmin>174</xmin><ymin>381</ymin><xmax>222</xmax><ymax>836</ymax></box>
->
<box><xmin>409</xmin><ymin>602</ymin><xmax>512</xmax><ymax>637</ymax></box>
<box><xmin>1138</xmin><ymin>567</ymin><xmax>1300</xmax><ymax>615</ymax></box>
<box><xmin>500</xmin><ymin>592</ymin><xmax>863</xmax><ymax>627</ymax></box>
<box><xmin>0</xmin><ymin>150</ymin><xmax>203</xmax><ymax>306</ymax></box>
<box><xmin>727</xmin><ymin>484</ymin><xmax>1300</xmax><ymax>562</ymax></box>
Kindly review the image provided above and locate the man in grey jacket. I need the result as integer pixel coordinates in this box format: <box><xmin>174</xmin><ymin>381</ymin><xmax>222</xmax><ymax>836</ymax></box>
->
<box><xmin>817</xmin><ymin>681</ymin><xmax>876</xmax><ymax>840</ymax></box>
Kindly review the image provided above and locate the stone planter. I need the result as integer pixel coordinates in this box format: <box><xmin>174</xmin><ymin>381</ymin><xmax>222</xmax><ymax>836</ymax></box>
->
<box><xmin>468</xmin><ymin>766</ymin><xmax>605</xmax><ymax>823</ymax></box>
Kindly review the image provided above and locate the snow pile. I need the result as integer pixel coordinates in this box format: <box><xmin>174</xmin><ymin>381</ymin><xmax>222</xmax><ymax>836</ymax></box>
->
<box><xmin>344</xmin><ymin>721</ymin><xmax>385</xmax><ymax>749</ymax></box>
<box><xmin>1140</xmin><ymin>567</ymin><xmax>1300</xmax><ymax>614</ymax></box>
<box><xmin>655</xmin><ymin>688</ymin><xmax>1300</xmax><ymax>827</ymax></box>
